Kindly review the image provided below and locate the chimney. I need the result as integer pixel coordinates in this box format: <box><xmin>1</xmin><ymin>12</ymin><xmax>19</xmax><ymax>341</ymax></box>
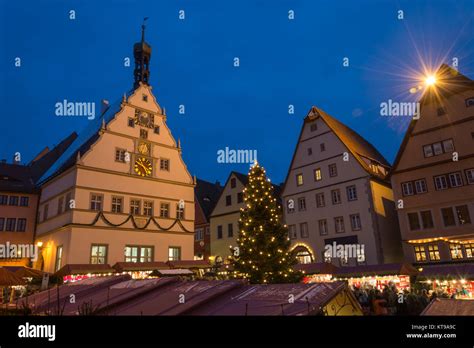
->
<box><xmin>101</xmin><ymin>99</ymin><xmax>110</xmax><ymax>115</ymax></box>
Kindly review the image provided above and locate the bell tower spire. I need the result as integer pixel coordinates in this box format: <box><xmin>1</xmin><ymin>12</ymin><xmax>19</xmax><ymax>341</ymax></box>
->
<box><xmin>133</xmin><ymin>17</ymin><xmax>152</xmax><ymax>89</ymax></box>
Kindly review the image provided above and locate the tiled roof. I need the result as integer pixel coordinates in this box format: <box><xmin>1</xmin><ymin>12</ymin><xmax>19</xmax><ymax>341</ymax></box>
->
<box><xmin>0</xmin><ymin>163</ymin><xmax>36</xmax><ymax>193</ymax></box>
<box><xmin>307</xmin><ymin>106</ymin><xmax>391</xmax><ymax>180</ymax></box>
<box><xmin>422</xmin><ymin>298</ymin><xmax>474</xmax><ymax>316</ymax></box>
<box><xmin>38</xmin><ymin>92</ymin><xmax>132</xmax><ymax>184</ymax></box>
<box><xmin>195</xmin><ymin>179</ymin><xmax>223</xmax><ymax>220</ymax></box>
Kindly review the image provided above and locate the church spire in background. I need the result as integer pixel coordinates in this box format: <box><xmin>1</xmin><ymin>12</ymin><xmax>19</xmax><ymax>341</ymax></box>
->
<box><xmin>133</xmin><ymin>17</ymin><xmax>151</xmax><ymax>88</ymax></box>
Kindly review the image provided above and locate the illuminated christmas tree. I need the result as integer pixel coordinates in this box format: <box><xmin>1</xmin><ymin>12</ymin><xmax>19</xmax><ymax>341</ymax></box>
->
<box><xmin>231</xmin><ymin>162</ymin><xmax>302</xmax><ymax>284</ymax></box>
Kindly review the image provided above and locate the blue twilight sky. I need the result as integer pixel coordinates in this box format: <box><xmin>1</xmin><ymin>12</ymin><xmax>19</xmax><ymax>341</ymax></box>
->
<box><xmin>1</xmin><ymin>0</ymin><xmax>474</xmax><ymax>184</ymax></box>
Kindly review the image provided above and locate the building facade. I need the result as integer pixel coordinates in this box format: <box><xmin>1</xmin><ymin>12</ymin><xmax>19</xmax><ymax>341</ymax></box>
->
<box><xmin>391</xmin><ymin>64</ymin><xmax>474</xmax><ymax>265</ymax></box>
<box><xmin>194</xmin><ymin>179</ymin><xmax>223</xmax><ymax>260</ymax></box>
<box><xmin>33</xmin><ymin>28</ymin><xmax>195</xmax><ymax>273</ymax></box>
<box><xmin>282</xmin><ymin>107</ymin><xmax>402</xmax><ymax>266</ymax></box>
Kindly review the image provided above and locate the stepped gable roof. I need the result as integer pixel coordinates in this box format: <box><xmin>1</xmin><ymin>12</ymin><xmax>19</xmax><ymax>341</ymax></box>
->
<box><xmin>195</xmin><ymin>178</ymin><xmax>223</xmax><ymax>219</ymax></box>
<box><xmin>306</xmin><ymin>106</ymin><xmax>391</xmax><ymax>180</ymax></box>
<box><xmin>38</xmin><ymin>92</ymin><xmax>133</xmax><ymax>184</ymax></box>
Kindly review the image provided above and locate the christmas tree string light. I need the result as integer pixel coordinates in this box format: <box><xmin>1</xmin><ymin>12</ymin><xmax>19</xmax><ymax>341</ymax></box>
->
<box><xmin>230</xmin><ymin>162</ymin><xmax>302</xmax><ymax>284</ymax></box>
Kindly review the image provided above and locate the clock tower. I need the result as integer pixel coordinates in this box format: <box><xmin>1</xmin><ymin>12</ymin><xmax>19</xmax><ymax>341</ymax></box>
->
<box><xmin>133</xmin><ymin>18</ymin><xmax>151</xmax><ymax>88</ymax></box>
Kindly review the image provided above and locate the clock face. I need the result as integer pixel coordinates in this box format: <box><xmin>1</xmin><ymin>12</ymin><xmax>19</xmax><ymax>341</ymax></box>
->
<box><xmin>134</xmin><ymin>157</ymin><xmax>153</xmax><ymax>177</ymax></box>
<box><xmin>138</xmin><ymin>142</ymin><xmax>150</xmax><ymax>155</ymax></box>
<box><xmin>134</xmin><ymin>110</ymin><xmax>154</xmax><ymax>128</ymax></box>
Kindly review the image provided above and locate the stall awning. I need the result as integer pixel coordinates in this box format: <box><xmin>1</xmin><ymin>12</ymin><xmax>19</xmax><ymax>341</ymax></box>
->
<box><xmin>335</xmin><ymin>263</ymin><xmax>419</xmax><ymax>277</ymax></box>
<box><xmin>418</xmin><ymin>263</ymin><xmax>474</xmax><ymax>279</ymax></box>
<box><xmin>54</xmin><ymin>264</ymin><xmax>115</xmax><ymax>278</ymax></box>
<box><xmin>166</xmin><ymin>260</ymin><xmax>211</xmax><ymax>269</ymax></box>
<box><xmin>113</xmin><ymin>262</ymin><xmax>169</xmax><ymax>273</ymax></box>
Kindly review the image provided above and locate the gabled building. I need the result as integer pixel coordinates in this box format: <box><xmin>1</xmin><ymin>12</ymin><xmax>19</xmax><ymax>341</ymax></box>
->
<box><xmin>0</xmin><ymin>133</ymin><xmax>77</xmax><ymax>267</ymax></box>
<box><xmin>33</xmin><ymin>26</ymin><xmax>195</xmax><ymax>273</ymax></box>
<box><xmin>282</xmin><ymin>106</ymin><xmax>402</xmax><ymax>266</ymax></box>
<box><xmin>209</xmin><ymin>171</ymin><xmax>281</xmax><ymax>262</ymax></box>
<box><xmin>391</xmin><ymin>64</ymin><xmax>474</xmax><ymax>266</ymax></box>
<box><xmin>194</xmin><ymin>179</ymin><xmax>223</xmax><ymax>260</ymax></box>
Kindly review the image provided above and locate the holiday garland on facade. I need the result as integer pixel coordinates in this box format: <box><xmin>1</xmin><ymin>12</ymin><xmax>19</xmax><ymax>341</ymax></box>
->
<box><xmin>231</xmin><ymin>162</ymin><xmax>302</xmax><ymax>284</ymax></box>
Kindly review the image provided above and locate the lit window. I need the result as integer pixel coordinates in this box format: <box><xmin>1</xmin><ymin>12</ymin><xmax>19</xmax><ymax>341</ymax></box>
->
<box><xmin>314</xmin><ymin>168</ymin><xmax>322</xmax><ymax>181</ymax></box>
<box><xmin>169</xmin><ymin>247</ymin><xmax>181</xmax><ymax>261</ymax></box>
<box><xmin>427</xmin><ymin>244</ymin><xmax>440</xmax><ymax>261</ymax></box>
<box><xmin>449</xmin><ymin>244</ymin><xmax>463</xmax><ymax>260</ymax></box>
<box><xmin>90</xmin><ymin>245</ymin><xmax>108</xmax><ymax>264</ymax></box>
<box><xmin>296</xmin><ymin>174</ymin><xmax>303</xmax><ymax>186</ymax></box>
<box><xmin>464</xmin><ymin>243</ymin><xmax>474</xmax><ymax>258</ymax></box>
<box><xmin>55</xmin><ymin>246</ymin><xmax>63</xmax><ymax>272</ymax></box>
<box><xmin>414</xmin><ymin>246</ymin><xmax>427</xmax><ymax>262</ymax></box>
<box><xmin>125</xmin><ymin>246</ymin><xmax>154</xmax><ymax>262</ymax></box>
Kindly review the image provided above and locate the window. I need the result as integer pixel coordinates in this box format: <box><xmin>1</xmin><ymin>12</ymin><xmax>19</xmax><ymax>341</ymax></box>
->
<box><xmin>128</xmin><ymin>118</ymin><xmax>135</xmax><ymax>127</ymax></box>
<box><xmin>434</xmin><ymin>175</ymin><xmax>448</xmax><ymax>190</ymax></box>
<box><xmin>423</xmin><ymin>145</ymin><xmax>433</xmax><ymax>158</ymax></box>
<box><xmin>125</xmin><ymin>246</ymin><xmax>154</xmax><ymax>262</ymax></box>
<box><xmin>228</xmin><ymin>223</ymin><xmax>233</xmax><ymax>237</ymax></box>
<box><xmin>57</xmin><ymin>196</ymin><xmax>64</xmax><ymax>215</ymax></box>
<box><xmin>346</xmin><ymin>185</ymin><xmax>357</xmax><ymax>201</ymax></box>
<box><xmin>414</xmin><ymin>179</ymin><xmax>427</xmax><ymax>194</ymax></box>
<box><xmin>43</xmin><ymin>204</ymin><xmax>49</xmax><ymax>220</ymax></box>
<box><xmin>168</xmin><ymin>247</ymin><xmax>181</xmax><ymax>261</ymax></box>
<box><xmin>176</xmin><ymin>203</ymin><xmax>185</xmax><ymax>220</ymax></box>
<box><xmin>140</xmin><ymin>129</ymin><xmax>148</xmax><ymax>139</ymax></box>
<box><xmin>160</xmin><ymin>203</ymin><xmax>169</xmax><ymax>218</ymax></box>
<box><xmin>237</xmin><ymin>192</ymin><xmax>244</xmax><ymax>203</ymax></box>
<box><xmin>296</xmin><ymin>174</ymin><xmax>303</xmax><ymax>186</ymax></box>
<box><xmin>0</xmin><ymin>218</ymin><xmax>4</xmax><ymax>231</ymax></box>
<box><xmin>16</xmin><ymin>218</ymin><xmax>26</xmax><ymax>232</ymax></box>
<box><xmin>414</xmin><ymin>246</ymin><xmax>427</xmax><ymax>262</ymax></box>
<box><xmin>90</xmin><ymin>245</ymin><xmax>108</xmax><ymax>264</ymax></box>
<box><xmin>316</xmin><ymin>193</ymin><xmax>325</xmax><ymax>208</ymax></box>
<box><xmin>466</xmin><ymin>97</ymin><xmax>474</xmax><ymax>107</ymax></box>
<box><xmin>441</xmin><ymin>207</ymin><xmax>456</xmax><ymax>227</ymax></box>
<box><xmin>443</xmin><ymin>139</ymin><xmax>454</xmax><ymax>153</ymax></box>
<box><xmin>466</xmin><ymin>169</ymin><xmax>474</xmax><ymax>184</ymax></box>
<box><xmin>142</xmin><ymin>94</ymin><xmax>148</xmax><ymax>102</ymax></box>
<box><xmin>288</xmin><ymin>225</ymin><xmax>297</xmax><ymax>239</ymax></box>
<box><xmin>331</xmin><ymin>189</ymin><xmax>341</xmax><ymax>205</ymax></box>
<box><xmin>65</xmin><ymin>192</ymin><xmax>72</xmax><ymax>211</ymax></box>
<box><xmin>310</xmin><ymin>123</ymin><xmax>317</xmax><ymax>132</ymax></box>
<box><xmin>55</xmin><ymin>246</ymin><xmax>63</xmax><ymax>272</ymax></box>
<box><xmin>143</xmin><ymin>201</ymin><xmax>153</xmax><ymax>216</ymax></box>
<box><xmin>5</xmin><ymin>218</ymin><xmax>16</xmax><ymax>231</ymax></box>
<box><xmin>230</xmin><ymin>178</ymin><xmax>236</xmax><ymax>188</ymax></box>
<box><xmin>420</xmin><ymin>211</ymin><xmax>434</xmax><ymax>229</ymax></box>
<box><xmin>432</xmin><ymin>142</ymin><xmax>443</xmax><ymax>155</ymax></box>
<box><xmin>226</xmin><ymin>195</ymin><xmax>232</xmax><ymax>206</ymax></box>
<box><xmin>456</xmin><ymin>205</ymin><xmax>471</xmax><ymax>225</ymax></box>
<box><xmin>448</xmin><ymin>172</ymin><xmax>463</xmax><ymax>187</ymax></box>
<box><xmin>112</xmin><ymin>196</ymin><xmax>123</xmax><ymax>213</ymax></box>
<box><xmin>9</xmin><ymin>196</ymin><xmax>18</xmax><ymax>206</ymax></box>
<box><xmin>154</xmin><ymin>125</ymin><xmax>160</xmax><ymax>134</ymax></box>
<box><xmin>160</xmin><ymin>159</ymin><xmax>170</xmax><ymax>171</ymax></box>
<box><xmin>449</xmin><ymin>244</ymin><xmax>463</xmax><ymax>260</ymax></box>
<box><xmin>408</xmin><ymin>212</ymin><xmax>420</xmax><ymax>231</ymax></box>
<box><xmin>0</xmin><ymin>195</ymin><xmax>7</xmax><ymax>205</ymax></box>
<box><xmin>427</xmin><ymin>245</ymin><xmax>440</xmax><ymax>261</ymax></box>
<box><xmin>334</xmin><ymin>217</ymin><xmax>345</xmax><ymax>233</ymax></box>
<box><xmin>130</xmin><ymin>199</ymin><xmax>141</xmax><ymax>215</ymax></box>
<box><xmin>115</xmin><ymin>149</ymin><xmax>126</xmax><ymax>162</ymax></box>
<box><xmin>300</xmin><ymin>222</ymin><xmax>309</xmax><ymax>238</ymax></box>
<box><xmin>195</xmin><ymin>228</ymin><xmax>204</xmax><ymax>241</ymax></box>
<box><xmin>314</xmin><ymin>169</ymin><xmax>322</xmax><ymax>181</ymax></box>
<box><xmin>350</xmin><ymin>214</ymin><xmax>361</xmax><ymax>231</ymax></box>
<box><xmin>437</xmin><ymin>107</ymin><xmax>446</xmax><ymax>116</ymax></box>
<box><xmin>20</xmin><ymin>196</ymin><xmax>29</xmax><ymax>207</ymax></box>
<box><xmin>318</xmin><ymin>219</ymin><xmax>328</xmax><ymax>235</ymax></box>
<box><xmin>296</xmin><ymin>250</ymin><xmax>312</xmax><ymax>264</ymax></box>
<box><xmin>320</xmin><ymin>143</ymin><xmax>326</xmax><ymax>152</ymax></box>
<box><xmin>464</xmin><ymin>243</ymin><xmax>474</xmax><ymax>258</ymax></box>
<box><xmin>329</xmin><ymin>164</ymin><xmax>337</xmax><ymax>177</ymax></box>
<box><xmin>217</xmin><ymin>225</ymin><xmax>223</xmax><ymax>239</ymax></box>
<box><xmin>401</xmin><ymin>182</ymin><xmax>414</xmax><ymax>196</ymax></box>
<box><xmin>298</xmin><ymin>197</ymin><xmax>306</xmax><ymax>211</ymax></box>
<box><xmin>90</xmin><ymin>194</ymin><xmax>103</xmax><ymax>211</ymax></box>
<box><xmin>307</xmin><ymin>148</ymin><xmax>312</xmax><ymax>156</ymax></box>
